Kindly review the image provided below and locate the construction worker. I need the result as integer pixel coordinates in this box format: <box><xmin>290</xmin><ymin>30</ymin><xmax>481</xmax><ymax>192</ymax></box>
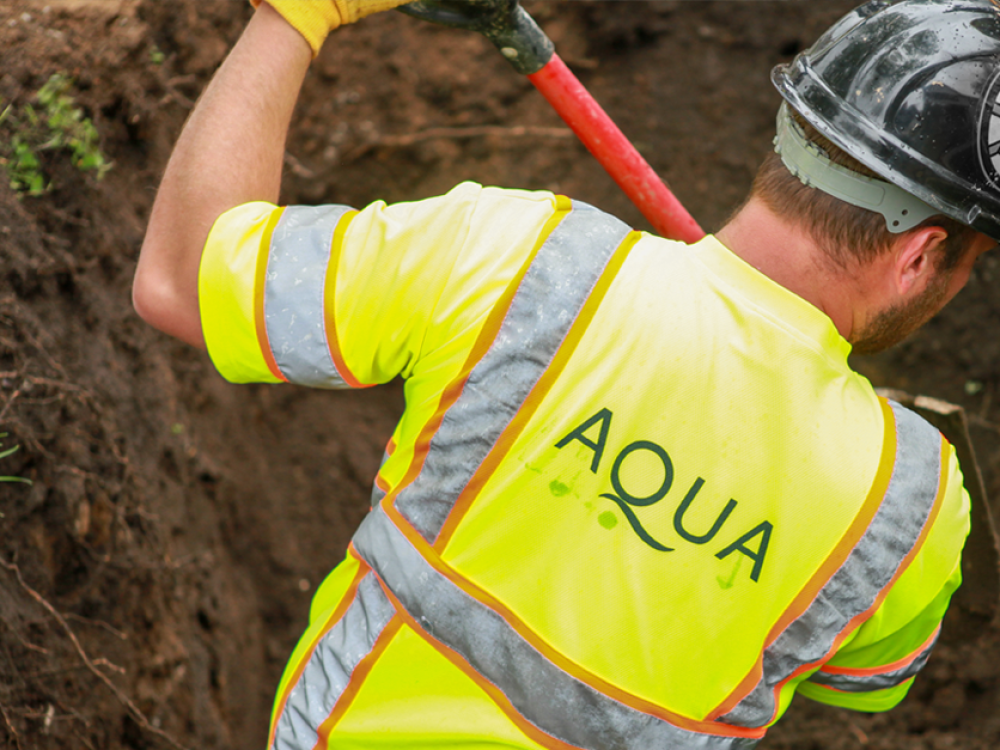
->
<box><xmin>133</xmin><ymin>0</ymin><xmax>1000</xmax><ymax>747</ymax></box>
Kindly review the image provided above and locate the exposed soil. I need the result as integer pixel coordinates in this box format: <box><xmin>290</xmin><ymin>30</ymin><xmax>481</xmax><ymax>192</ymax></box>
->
<box><xmin>1</xmin><ymin>1</ymin><xmax>999</xmax><ymax>749</ymax></box>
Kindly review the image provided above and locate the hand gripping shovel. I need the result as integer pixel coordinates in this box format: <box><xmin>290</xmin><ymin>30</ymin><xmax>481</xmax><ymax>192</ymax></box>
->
<box><xmin>399</xmin><ymin>0</ymin><xmax>705</xmax><ymax>243</ymax></box>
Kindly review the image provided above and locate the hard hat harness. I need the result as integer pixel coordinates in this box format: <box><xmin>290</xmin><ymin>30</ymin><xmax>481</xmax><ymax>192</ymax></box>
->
<box><xmin>774</xmin><ymin>103</ymin><xmax>939</xmax><ymax>234</ymax></box>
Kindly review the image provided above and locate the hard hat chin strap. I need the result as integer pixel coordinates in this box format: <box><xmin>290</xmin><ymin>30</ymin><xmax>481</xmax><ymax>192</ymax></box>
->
<box><xmin>774</xmin><ymin>103</ymin><xmax>939</xmax><ymax>233</ymax></box>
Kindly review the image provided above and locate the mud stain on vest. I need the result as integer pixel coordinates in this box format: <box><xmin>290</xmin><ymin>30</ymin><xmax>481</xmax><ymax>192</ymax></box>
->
<box><xmin>549</xmin><ymin>479</ymin><xmax>572</xmax><ymax>497</ymax></box>
<box><xmin>717</xmin><ymin>555</ymin><xmax>743</xmax><ymax>590</ymax></box>
<box><xmin>598</xmin><ymin>510</ymin><xmax>619</xmax><ymax>529</ymax></box>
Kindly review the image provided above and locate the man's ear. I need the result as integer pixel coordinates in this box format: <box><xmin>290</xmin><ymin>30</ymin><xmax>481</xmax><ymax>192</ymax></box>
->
<box><xmin>893</xmin><ymin>225</ymin><xmax>949</xmax><ymax>295</ymax></box>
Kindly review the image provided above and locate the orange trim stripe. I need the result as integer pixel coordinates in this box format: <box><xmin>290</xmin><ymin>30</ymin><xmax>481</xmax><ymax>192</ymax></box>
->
<box><xmin>707</xmin><ymin>397</ymin><xmax>899</xmax><ymax>721</ymax></box>
<box><xmin>267</xmin><ymin>553</ymin><xmax>369</xmax><ymax>749</ymax></box>
<box><xmin>379</xmin><ymin>518</ymin><xmax>763</xmax><ymax>738</ymax></box>
<box><xmin>820</xmin><ymin>624</ymin><xmax>941</xmax><ymax>678</ymax></box>
<box><xmin>255</xmin><ymin>207</ymin><xmax>288</xmax><ymax>382</ymax></box>
<box><xmin>311</xmin><ymin>615</ymin><xmax>403</xmax><ymax>750</ymax></box>
<box><xmin>374</xmin><ymin>576</ymin><xmax>585</xmax><ymax>750</ymax></box>
<box><xmin>322</xmin><ymin>210</ymin><xmax>373</xmax><ymax>389</ymax></box>
<box><xmin>382</xmin><ymin>197</ymin><xmax>573</xmax><ymax>528</ymax></box>
<box><xmin>752</xmin><ymin>428</ymin><xmax>950</xmax><ymax>725</ymax></box>
<box><xmin>375</xmin><ymin>439</ymin><xmax>397</xmax><ymax>492</ymax></box>
<box><xmin>434</xmin><ymin>230</ymin><xmax>642</xmax><ymax>550</ymax></box>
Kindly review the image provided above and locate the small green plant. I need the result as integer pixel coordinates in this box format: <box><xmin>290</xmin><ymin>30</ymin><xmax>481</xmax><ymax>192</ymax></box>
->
<box><xmin>37</xmin><ymin>73</ymin><xmax>112</xmax><ymax>177</ymax></box>
<box><xmin>0</xmin><ymin>433</ymin><xmax>31</xmax><ymax>485</ymax></box>
<box><xmin>6</xmin><ymin>133</ymin><xmax>46</xmax><ymax>196</ymax></box>
<box><xmin>149</xmin><ymin>44</ymin><xmax>165</xmax><ymax>66</ymax></box>
<box><xmin>0</xmin><ymin>72</ymin><xmax>112</xmax><ymax>195</ymax></box>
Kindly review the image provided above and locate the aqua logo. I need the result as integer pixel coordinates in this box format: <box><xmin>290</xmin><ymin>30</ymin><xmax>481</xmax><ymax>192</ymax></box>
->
<box><xmin>555</xmin><ymin>408</ymin><xmax>773</xmax><ymax>583</ymax></box>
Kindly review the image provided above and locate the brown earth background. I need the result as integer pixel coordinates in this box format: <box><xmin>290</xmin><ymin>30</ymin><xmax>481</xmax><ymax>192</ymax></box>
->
<box><xmin>3</xmin><ymin>1</ymin><xmax>1000</xmax><ymax>748</ymax></box>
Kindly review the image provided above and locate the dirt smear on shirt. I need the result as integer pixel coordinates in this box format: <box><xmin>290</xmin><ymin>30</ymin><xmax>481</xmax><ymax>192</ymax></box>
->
<box><xmin>1</xmin><ymin>1</ymin><xmax>998</xmax><ymax>748</ymax></box>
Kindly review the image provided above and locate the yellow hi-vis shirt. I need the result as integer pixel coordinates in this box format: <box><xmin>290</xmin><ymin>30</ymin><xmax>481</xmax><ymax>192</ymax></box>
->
<box><xmin>199</xmin><ymin>182</ymin><xmax>969</xmax><ymax>750</ymax></box>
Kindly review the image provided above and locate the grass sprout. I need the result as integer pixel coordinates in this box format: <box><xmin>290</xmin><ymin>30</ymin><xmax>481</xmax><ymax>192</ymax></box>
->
<box><xmin>0</xmin><ymin>433</ymin><xmax>32</xmax><ymax>485</ymax></box>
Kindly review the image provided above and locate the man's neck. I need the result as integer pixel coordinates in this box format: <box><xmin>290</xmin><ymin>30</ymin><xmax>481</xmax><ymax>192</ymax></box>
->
<box><xmin>715</xmin><ymin>198</ymin><xmax>868</xmax><ymax>342</ymax></box>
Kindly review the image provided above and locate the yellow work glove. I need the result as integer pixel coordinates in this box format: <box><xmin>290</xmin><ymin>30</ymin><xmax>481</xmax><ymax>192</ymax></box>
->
<box><xmin>253</xmin><ymin>0</ymin><xmax>412</xmax><ymax>56</ymax></box>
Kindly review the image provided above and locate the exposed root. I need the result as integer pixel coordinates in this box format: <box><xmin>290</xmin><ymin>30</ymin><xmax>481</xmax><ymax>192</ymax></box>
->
<box><xmin>0</xmin><ymin>374</ymin><xmax>94</xmax><ymax>422</ymax></box>
<box><xmin>0</xmin><ymin>700</ymin><xmax>23</xmax><ymax>750</ymax></box>
<box><xmin>159</xmin><ymin>75</ymin><xmax>197</xmax><ymax>109</ymax></box>
<box><xmin>64</xmin><ymin>613</ymin><xmax>129</xmax><ymax>641</ymax></box>
<box><xmin>0</xmin><ymin>558</ymin><xmax>192</xmax><ymax>750</ymax></box>
<box><xmin>0</xmin><ymin>613</ymin><xmax>50</xmax><ymax>655</ymax></box>
<box><xmin>848</xmin><ymin>723</ymin><xmax>869</xmax><ymax>745</ymax></box>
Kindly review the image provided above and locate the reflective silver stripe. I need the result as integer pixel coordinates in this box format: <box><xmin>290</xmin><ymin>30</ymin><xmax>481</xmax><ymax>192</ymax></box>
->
<box><xmin>264</xmin><ymin>205</ymin><xmax>354</xmax><ymax>388</ymax></box>
<box><xmin>806</xmin><ymin>630</ymin><xmax>939</xmax><ymax>693</ymax></box>
<box><xmin>271</xmin><ymin>573</ymin><xmax>395</xmax><ymax>750</ymax></box>
<box><xmin>354</xmin><ymin>504</ymin><xmax>760</xmax><ymax>750</ymax></box>
<box><xmin>395</xmin><ymin>201</ymin><xmax>632</xmax><ymax>542</ymax></box>
<box><xmin>720</xmin><ymin>401</ymin><xmax>943</xmax><ymax>727</ymax></box>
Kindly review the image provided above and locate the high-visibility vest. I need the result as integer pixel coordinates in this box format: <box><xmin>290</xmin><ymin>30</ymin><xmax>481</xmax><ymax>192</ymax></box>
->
<box><xmin>200</xmin><ymin>184</ymin><xmax>968</xmax><ymax>749</ymax></box>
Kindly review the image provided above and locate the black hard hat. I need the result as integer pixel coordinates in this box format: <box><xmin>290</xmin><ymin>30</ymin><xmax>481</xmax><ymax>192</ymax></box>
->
<box><xmin>772</xmin><ymin>0</ymin><xmax>1000</xmax><ymax>241</ymax></box>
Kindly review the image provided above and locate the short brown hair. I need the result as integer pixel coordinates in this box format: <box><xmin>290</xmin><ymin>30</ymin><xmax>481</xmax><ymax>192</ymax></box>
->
<box><xmin>750</xmin><ymin>111</ymin><xmax>975</xmax><ymax>272</ymax></box>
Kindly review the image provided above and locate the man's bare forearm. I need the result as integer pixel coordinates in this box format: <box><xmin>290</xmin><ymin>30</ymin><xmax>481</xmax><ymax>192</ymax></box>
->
<box><xmin>134</xmin><ymin>2</ymin><xmax>312</xmax><ymax>348</ymax></box>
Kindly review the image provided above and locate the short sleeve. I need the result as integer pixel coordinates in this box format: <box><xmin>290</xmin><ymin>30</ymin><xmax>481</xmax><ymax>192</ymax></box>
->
<box><xmin>198</xmin><ymin>183</ymin><xmax>565</xmax><ymax>388</ymax></box>
<box><xmin>797</xmin><ymin>442</ymin><xmax>970</xmax><ymax>712</ymax></box>
<box><xmin>200</xmin><ymin>201</ymin><xmax>286</xmax><ymax>384</ymax></box>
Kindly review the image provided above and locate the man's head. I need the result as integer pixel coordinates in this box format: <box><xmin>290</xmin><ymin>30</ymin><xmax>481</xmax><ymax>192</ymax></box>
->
<box><xmin>747</xmin><ymin>0</ymin><xmax>1000</xmax><ymax>352</ymax></box>
<box><xmin>750</xmin><ymin>109</ymin><xmax>979</xmax><ymax>276</ymax></box>
<box><xmin>848</xmin><ymin>230</ymin><xmax>993</xmax><ymax>354</ymax></box>
<box><xmin>740</xmin><ymin>117</ymin><xmax>994</xmax><ymax>353</ymax></box>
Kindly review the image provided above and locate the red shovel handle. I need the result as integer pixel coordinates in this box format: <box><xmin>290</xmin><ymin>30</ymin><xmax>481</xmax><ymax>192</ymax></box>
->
<box><xmin>528</xmin><ymin>54</ymin><xmax>705</xmax><ymax>243</ymax></box>
<box><xmin>399</xmin><ymin>1</ymin><xmax>703</xmax><ymax>241</ymax></box>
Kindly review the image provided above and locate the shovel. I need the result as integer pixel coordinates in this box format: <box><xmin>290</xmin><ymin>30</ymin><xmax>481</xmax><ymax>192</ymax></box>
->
<box><xmin>399</xmin><ymin>0</ymin><xmax>705</xmax><ymax>243</ymax></box>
